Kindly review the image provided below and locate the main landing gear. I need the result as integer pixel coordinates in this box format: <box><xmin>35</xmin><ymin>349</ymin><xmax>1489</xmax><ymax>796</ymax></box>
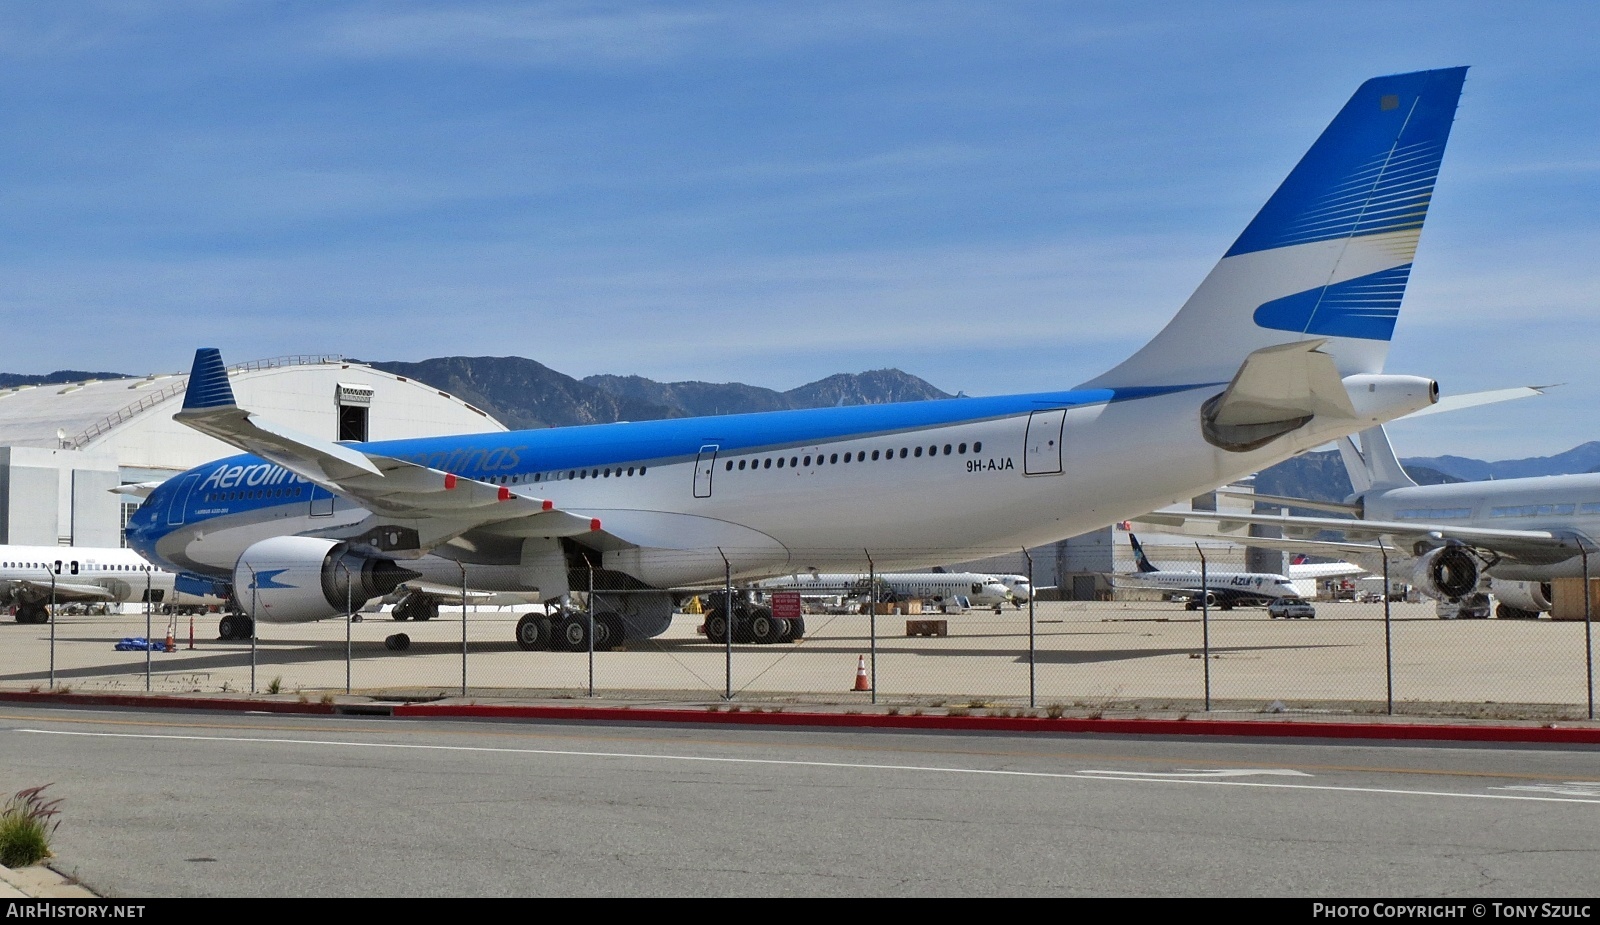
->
<box><xmin>515</xmin><ymin>608</ymin><xmax>628</xmax><ymax>652</ymax></box>
<box><xmin>217</xmin><ymin>612</ymin><xmax>255</xmax><ymax>641</ymax></box>
<box><xmin>700</xmin><ymin>593</ymin><xmax>804</xmax><ymax>645</ymax></box>
<box><xmin>13</xmin><ymin>603</ymin><xmax>51</xmax><ymax>624</ymax></box>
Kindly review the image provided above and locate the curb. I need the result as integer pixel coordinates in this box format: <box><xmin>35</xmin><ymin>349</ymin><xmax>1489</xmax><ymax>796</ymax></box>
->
<box><xmin>5</xmin><ymin>690</ymin><xmax>1600</xmax><ymax>744</ymax></box>
<box><xmin>0</xmin><ymin>861</ymin><xmax>96</xmax><ymax>899</ymax></box>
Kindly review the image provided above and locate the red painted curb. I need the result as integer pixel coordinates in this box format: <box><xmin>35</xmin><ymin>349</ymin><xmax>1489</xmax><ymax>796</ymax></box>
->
<box><xmin>3</xmin><ymin>690</ymin><xmax>1596</xmax><ymax>744</ymax></box>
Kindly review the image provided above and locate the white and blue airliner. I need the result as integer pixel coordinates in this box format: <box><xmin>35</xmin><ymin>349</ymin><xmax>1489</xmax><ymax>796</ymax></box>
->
<box><xmin>127</xmin><ymin>68</ymin><xmax>1468</xmax><ymax>650</ymax></box>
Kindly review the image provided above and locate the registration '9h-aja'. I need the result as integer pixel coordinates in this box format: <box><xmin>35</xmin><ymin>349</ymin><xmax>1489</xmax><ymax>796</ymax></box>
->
<box><xmin>127</xmin><ymin>68</ymin><xmax>1467</xmax><ymax>649</ymax></box>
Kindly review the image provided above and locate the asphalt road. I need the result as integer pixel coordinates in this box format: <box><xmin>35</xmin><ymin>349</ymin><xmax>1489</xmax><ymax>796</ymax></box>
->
<box><xmin>3</xmin><ymin>703</ymin><xmax>1598</xmax><ymax>898</ymax></box>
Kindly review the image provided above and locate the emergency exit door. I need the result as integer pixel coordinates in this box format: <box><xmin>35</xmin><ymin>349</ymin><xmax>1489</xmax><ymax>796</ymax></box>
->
<box><xmin>1024</xmin><ymin>409</ymin><xmax>1066</xmax><ymax>475</ymax></box>
<box><xmin>694</xmin><ymin>445</ymin><xmax>719</xmax><ymax>498</ymax></box>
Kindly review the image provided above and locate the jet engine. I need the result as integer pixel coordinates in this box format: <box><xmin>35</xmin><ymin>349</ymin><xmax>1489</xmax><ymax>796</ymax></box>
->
<box><xmin>1489</xmin><ymin>579</ymin><xmax>1553</xmax><ymax>619</ymax></box>
<box><xmin>233</xmin><ymin>536</ymin><xmax>419</xmax><ymax>624</ymax></box>
<box><xmin>1409</xmin><ymin>545</ymin><xmax>1480</xmax><ymax>601</ymax></box>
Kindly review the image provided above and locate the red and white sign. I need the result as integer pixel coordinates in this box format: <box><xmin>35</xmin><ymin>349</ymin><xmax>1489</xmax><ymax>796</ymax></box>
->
<box><xmin>769</xmin><ymin>592</ymin><xmax>803</xmax><ymax>620</ymax></box>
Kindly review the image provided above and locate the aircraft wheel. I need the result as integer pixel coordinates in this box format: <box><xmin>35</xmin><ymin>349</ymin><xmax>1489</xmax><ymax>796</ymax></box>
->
<box><xmin>218</xmin><ymin>613</ymin><xmax>239</xmax><ymax>639</ymax></box>
<box><xmin>779</xmin><ymin>616</ymin><xmax>805</xmax><ymax>642</ymax></box>
<box><xmin>236</xmin><ymin>615</ymin><xmax>254</xmax><ymax>640</ymax></box>
<box><xmin>746</xmin><ymin>607</ymin><xmax>780</xmax><ymax>644</ymax></box>
<box><xmin>595</xmin><ymin>612</ymin><xmax>627</xmax><ymax>651</ymax></box>
<box><xmin>515</xmin><ymin>614</ymin><xmax>553</xmax><ymax>651</ymax></box>
<box><xmin>413</xmin><ymin>601</ymin><xmax>438</xmax><ymax>622</ymax></box>
<box><xmin>704</xmin><ymin>612</ymin><xmax>729</xmax><ymax>644</ymax></box>
<box><xmin>554</xmin><ymin>613</ymin><xmax>593</xmax><ymax>652</ymax></box>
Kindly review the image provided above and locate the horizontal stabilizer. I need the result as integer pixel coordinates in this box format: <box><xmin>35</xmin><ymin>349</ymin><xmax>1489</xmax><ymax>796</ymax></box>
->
<box><xmin>1209</xmin><ymin>341</ymin><xmax>1356</xmax><ymax>426</ymax></box>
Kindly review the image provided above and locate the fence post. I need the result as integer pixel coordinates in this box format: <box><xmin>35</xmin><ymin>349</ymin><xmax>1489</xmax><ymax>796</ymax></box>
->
<box><xmin>248</xmin><ymin>564</ymin><xmax>258</xmax><ymax>694</ymax></box>
<box><xmin>1381</xmin><ymin>541</ymin><xmax>1393</xmax><ymax>716</ymax></box>
<box><xmin>718</xmin><ymin>547</ymin><xmax>732</xmax><ymax>701</ymax></box>
<box><xmin>1024</xmin><ymin>547</ymin><xmax>1035</xmax><ymax>710</ymax></box>
<box><xmin>341</xmin><ymin>559</ymin><xmax>352</xmax><ymax>696</ymax></box>
<box><xmin>587</xmin><ymin>566</ymin><xmax>596</xmax><ymax>698</ymax></box>
<box><xmin>461</xmin><ymin>560</ymin><xmax>470</xmax><ymax>698</ymax></box>
<box><xmin>866</xmin><ymin>549</ymin><xmax>876</xmax><ymax>705</ymax></box>
<box><xmin>1198</xmin><ymin>543</ymin><xmax>1210</xmax><ymax>712</ymax></box>
<box><xmin>145</xmin><ymin>569</ymin><xmax>153</xmax><ymax>691</ymax></box>
<box><xmin>48</xmin><ymin>572</ymin><xmax>56</xmax><ymax>690</ymax></box>
<box><xmin>1583</xmin><ymin>543</ymin><xmax>1593</xmax><ymax>721</ymax></box>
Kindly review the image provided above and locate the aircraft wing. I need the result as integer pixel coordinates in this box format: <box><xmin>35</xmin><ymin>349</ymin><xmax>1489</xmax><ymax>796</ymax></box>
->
<box><xmin>4</xmin><ymin>578</ymin><xmax>119</xmax><ymax>603</ymax></box>
<box><xmin>1133</xmin><ymin>507</ymin><xmax>1586</xmax><ymax>566</ymax></box>
<box><xmin>394</xmin><ymin>580</ymin><xmax>511</xmax><ymax>605</ymax></box>
<box><xmin>1289</xmin><ymin>561</ymin><xmax>1370</xmax><ymax>580</ymax></box>
<box><xmin>172</xmin><ymin>349</ymin><xmax>602</xmax><ymax>553</ymax></box>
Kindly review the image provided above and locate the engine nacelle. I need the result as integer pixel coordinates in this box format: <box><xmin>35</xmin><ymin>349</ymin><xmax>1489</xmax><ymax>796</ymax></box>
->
<box><xmin>1489</xmin><ymin>579</ymin><xmax>1553</xmax><ymax>616</ymax></box>
<box><xmin>233</xmin><ymin>536</ymin><xmax>419</xmax><ymax>624</ymax></box>
<box><xmin>1409</xmin><ymin>545</ymin><xmax>1480</xmax><ymax>601</ymax></box>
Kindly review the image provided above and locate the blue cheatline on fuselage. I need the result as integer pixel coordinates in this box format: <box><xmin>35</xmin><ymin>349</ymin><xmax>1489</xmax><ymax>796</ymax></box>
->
<box><xmin>127</xmin><ymin>381</ymin><xmax>1215</xmax><ymax>542</ymax></box>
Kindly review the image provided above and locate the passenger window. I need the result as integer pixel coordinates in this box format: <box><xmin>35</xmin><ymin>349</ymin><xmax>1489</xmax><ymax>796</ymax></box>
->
<box><xmin>804</xmin><ymin>456</ymin><xmax>812</xmax><ymax>466</ymax></box>
<box><xmin>830</xmin><ymin>453</ymin><xmax>838</xmax><ymax>464</ymax></box>
<box><xmin>777</xmin><ymin>458</ymin><xmax>785</xmax><ymax>468</ymax></box>
<box><xmin>738</xmin><ymin>460</ymin><xmax>747</xmax><ymax>470</ymax></box>
<box><xmin>725</xmin><ymin>461</ymin><xmax>733</xmax><ymax>471</ymax></box>
<box><xmin>764</xmin><ymin>458</ymin><xmax>772</xmax><ymax>469</ymax></box>
<box><xmin>899</xmin><ymin>448</ymin><xmax>907</xmax><ymax>458</ymax></box>
<box><xmin>790</xmin><ymin>457</ymin><xmax>797</xmax><ymax>467</ymax></box>
<box><xmin>914</xmin><ymin>447</ymin><xmax>922</xmax><ymax>457</ymax></box>
<box><xmin>871</xmin><ymin>450</ymin><xmax>879</xmax><ymax>460</ymax></box>
<box><xmin>973</xmin><ymin>441</ymin><xmax>983</xmax><ymax>453</ymax></box>
<box><xmin>943</xmin><ymin>444</ymin><xmax>952</xmax><ymax>455</ymax></box>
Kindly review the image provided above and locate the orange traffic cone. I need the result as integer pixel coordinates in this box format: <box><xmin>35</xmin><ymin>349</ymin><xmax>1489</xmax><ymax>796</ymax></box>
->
<box><xmin>164</xmin><ymin>628</ymin><xmax>176</xmax><ymax>653</ymax></box>
<box><xmin>852</xmin><ymin>654</ymin><xmax>871</xmax><ymax>691</ymax></box>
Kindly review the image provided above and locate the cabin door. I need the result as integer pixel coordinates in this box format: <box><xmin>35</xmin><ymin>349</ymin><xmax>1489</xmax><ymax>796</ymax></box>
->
<box><xmin>1023</xmin><ymin>409</ymin><xmax>1066</xmax><ymax>475</ymax></box>
<box><xmin>693</xmin><ymin>445</ymin><xmax>719</xmax><ymax>498</ymax></box>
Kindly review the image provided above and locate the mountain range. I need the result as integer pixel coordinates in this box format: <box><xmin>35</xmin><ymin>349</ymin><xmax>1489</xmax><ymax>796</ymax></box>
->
<box><xmin>4</xmin><ymin>356</ymin><xmax>1592</xmax><ymax>496</ymax></box>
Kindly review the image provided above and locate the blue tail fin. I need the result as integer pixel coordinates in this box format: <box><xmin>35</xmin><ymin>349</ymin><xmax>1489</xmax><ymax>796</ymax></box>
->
<box><xmin>1083</xmin><ymin>67</ymin><xmax>1468</xmax><ymax>390</ymax></box>
<box><xmin>181</xmin><ymin>348</ymin><xmax>237</xmax><ymax>410</ymax></box>
<box><xmin>1128</xmin><ymin>534</ymin><xmax>1160</xmax><ymax>573</ymax></box>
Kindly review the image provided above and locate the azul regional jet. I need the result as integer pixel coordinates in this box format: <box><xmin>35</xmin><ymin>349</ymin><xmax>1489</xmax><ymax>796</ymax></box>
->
<box><xmin>128</xmin><ymin>68</ymin><xmax>1466</xmax><ymax>651</ymax></box>
<box><xmin>1117</xmin><ymin>532</ymin><xmax>1304</xmax><ymax>610</ymax></box>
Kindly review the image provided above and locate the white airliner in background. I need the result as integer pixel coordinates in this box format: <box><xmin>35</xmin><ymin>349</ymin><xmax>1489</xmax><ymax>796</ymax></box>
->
<box><xmin>1116</xmin><ymin>533</ymin><xmax>1305</xmax><ymax>610</ymax></box>
<box><xmin>128</xmin><ymin>68</ymin><xmax>1467</xmax><ymax>651</ymax></box>
<box><xmin>752</xmin><ymin>571</ymin><xmax>1013</xmax><ymax>611</ymax></box>
<box><xmin>1</xmin><ymin>545</ymin><xmax>222</xmax><ymax>624</ymax></box>
<box><xmin>1138</xmin><ymin>423</ymin><xmax>1600</xmax><ymax>618</ymax></box>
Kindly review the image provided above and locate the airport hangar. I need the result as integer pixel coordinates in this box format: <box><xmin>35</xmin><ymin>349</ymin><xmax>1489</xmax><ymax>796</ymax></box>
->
<box><xmin>0</xmin><ymin>352</ymin><xmax>1284</xmax><ymax>600</ymax></box>
<box><xmin>0</xmin><ymin>354</ymin><xmax>507</xmax><ymax>549</ymax></box>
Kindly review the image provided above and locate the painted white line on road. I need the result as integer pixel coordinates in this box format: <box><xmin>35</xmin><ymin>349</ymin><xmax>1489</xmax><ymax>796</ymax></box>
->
<box><xmin>1080</xmin><ymin>768</ymin><xmax>1313</xmax><ymax>778</ymax></box>
<box><xmin>20</xmin><ymin>728</ymin><xmax>1600</xmax><ymax>805</ymax></box>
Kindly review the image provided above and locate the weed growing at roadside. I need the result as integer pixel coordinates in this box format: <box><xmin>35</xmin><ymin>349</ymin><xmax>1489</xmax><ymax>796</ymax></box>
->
<box><xmin>267</xmin><ymin>676</ymin><xmax>283</xmax><ymax>694</ymax></box>
<box><xmin>0</xmin><ymin>785</ymin><xmax>62</xmax><ymax>868</ymax></box>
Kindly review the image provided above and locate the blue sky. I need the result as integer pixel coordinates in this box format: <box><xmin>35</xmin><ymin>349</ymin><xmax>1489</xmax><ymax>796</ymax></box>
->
<box><xmin>2</xmin><ymin>2</ymin><xmax>1595</xmax><ymax>460</ymax></box>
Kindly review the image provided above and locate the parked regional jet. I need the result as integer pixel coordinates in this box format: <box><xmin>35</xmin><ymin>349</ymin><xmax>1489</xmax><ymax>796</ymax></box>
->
<box><xmin>1</xmin><ymin>545</ymin><xmax>223</xmax><ymax>624</ymax></box>
<box><xmin>753</xmin><ymin>572</ymin><xmax>1013</xmax><ymax>612</ymax></box>
<box><xmin>1137</xmin><ymin>423</ymin><xmax>1600</xmax><ymax>619</ymax></box>
<box><xmin>1117</xmin><ymin>533</ymin><xmax>1304</xmax><ymax>610</ymax></box>
<box><xmin>127</xmin><ymin>68</ymin><xmax>1466</xmax><ymax>650</ymax></box>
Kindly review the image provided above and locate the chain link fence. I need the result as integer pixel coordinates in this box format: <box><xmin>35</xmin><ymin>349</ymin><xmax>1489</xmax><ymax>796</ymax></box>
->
<box><xmin>3</xmin><ymin>542</ymin><xmax>1595</xmax><ymax>722</ymax></box>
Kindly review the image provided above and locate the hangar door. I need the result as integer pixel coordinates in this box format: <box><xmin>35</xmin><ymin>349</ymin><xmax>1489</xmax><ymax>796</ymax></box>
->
<box><xmin>693</xmin><ymin>445</ymin><xmax>719</xmax><ymax>498</ymax></box>
<box><xmin>1023</xmin><ymin>409</ymin><xmax>1066</xmax><ymax>476</ymax></box>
